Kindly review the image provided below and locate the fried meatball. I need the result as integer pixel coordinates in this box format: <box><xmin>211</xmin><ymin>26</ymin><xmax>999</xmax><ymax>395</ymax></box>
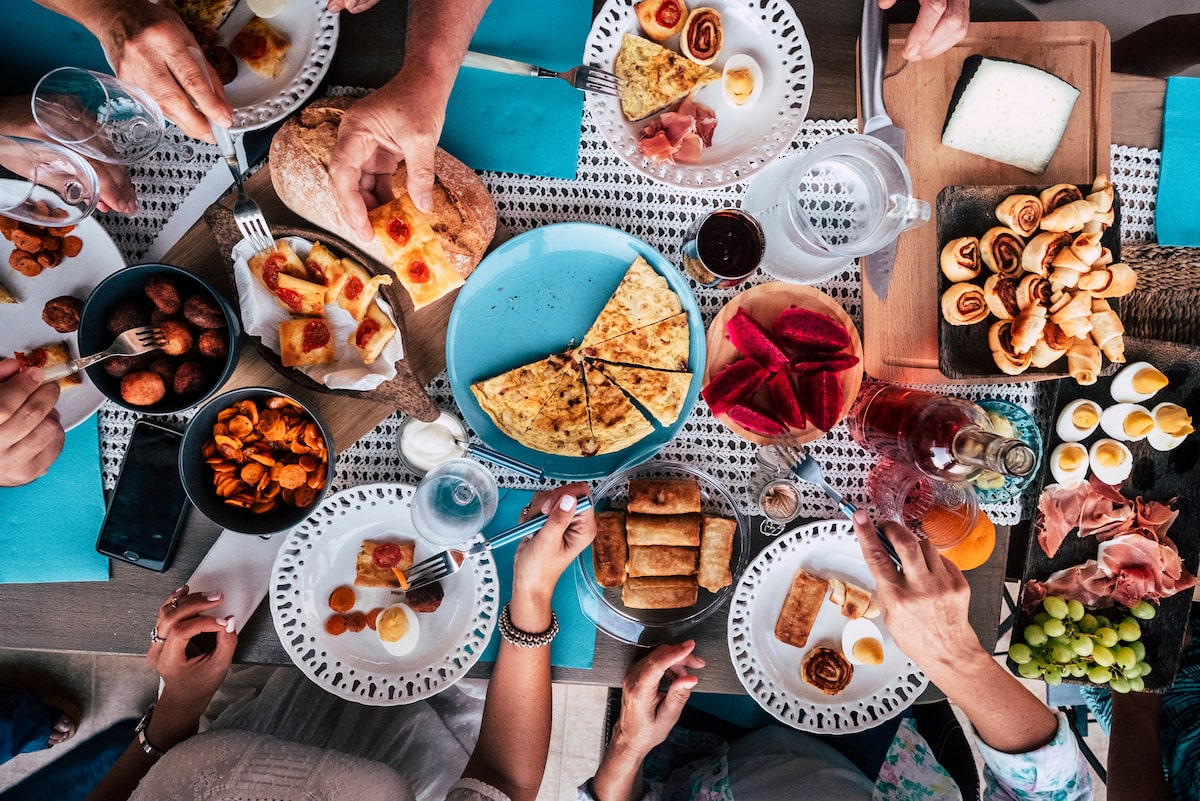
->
<box><xmin>9</xmin><ymin>249</ymin><xmax>42</xmax><ymax>277</ymax></box>
<box><xmin>42</xmin><ymin>295</ymin><xmax>84</xmax><ymax>333</ymax></box>
<box><xmin>103</xmin><ymin>354</ymin><xmax>148</xmax><ymax>378</ymax></box>
<box><xmin>172</xmin><ymin>361</ymin><xmax>209</xmax><ymax>396</ymax></box>
<box><xmin>405</xmin><ymin>581</ymin><xmax>444</xmax><ymax>613</ymax></box>
<box><xmin>159</xmin><ymin>319</ymin><xmax>195</xmax><ymax>357</ymax></box>
<box><xmin>197</xmin><ymin>329</ymin><xmax>228</xmax><ymax>359</ymax></box>
<box><xmin>183</xmin><ymin>294</ymin><xmax>226</xmax><ymax>329</ymax></box>
<box><xmin>147</xmin><ymin>358</ymin><xmax>177</xmax><ymax>385</ymax></box>
<box><xmin>144</xmin><ymin>274</ymin><xmax>182</xmax><ymax>314</ymax></box>
<box><xmin>150</xmin><ymin>308</ymin><xmax>169</xmax><ymax>326</ymax></box>
<box><xmin>105</xmin><ymin>299</ymin><xmax>150</xmax><ymax>335</ymax></box>
<box><xmin>120</xmin><ymin>371</ymin><xmax>166</xmax><ymax>406</ymax></box>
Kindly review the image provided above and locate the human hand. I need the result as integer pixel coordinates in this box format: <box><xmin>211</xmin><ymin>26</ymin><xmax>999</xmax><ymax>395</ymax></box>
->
<box><xmin>148</xmin><ymin>586</ymin><xmax>237</xmax><ymax>716</ymax></box>
<box><xmin>879</xmin><ymin>0</ymin><xmax>970</xmax><ymax>61</ymax></box>
<box><xmin>611</xmin><ymin>641</ymin><xmax>704</xmax><ymax>758</ymax></box>
<box><xmin>0</xmin><ymin>358</ymin><xmax>64</xmax><ymax>487</ymax></box>
<box><xmin>512</xmin><ymin>483</ymin><xmax>596</xmax><ymax>606</ymax></box>
<box><xmin>852</xmin><ymin>510</ymin><xmax>982</xmax><ymax>676</ymax></box>
<box><xmin>89</xmin><ymin>157</ymin><xmax>137</xmax><ymax>214</ymax></box>
<box><xmin>327</xmin><ymin>0</ymin><xmax>384</xmax><ymax>11</ymax></box>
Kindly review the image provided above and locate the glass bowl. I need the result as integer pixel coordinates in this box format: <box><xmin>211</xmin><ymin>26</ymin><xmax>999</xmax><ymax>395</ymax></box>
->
<box><xmin>974</xmin><ymin>398</ymin><xmax>1044</xmax><ymax>503</ymax></box>
<box><xmin>573</xmin><ymin>461</ymin><xmax>750</xmax><ymax>646</ymax></box>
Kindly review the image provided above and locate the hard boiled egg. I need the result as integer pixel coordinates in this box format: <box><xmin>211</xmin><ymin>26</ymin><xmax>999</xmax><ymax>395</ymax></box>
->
<box><xmin>1110</xmin><ymin>361</ymin><xmax>1169</xmax><ymax>404</ymax></box>
<box><xmin>377</xmin><ymin>603</ymin><xmax>420</xmax><ymax>656</ymax></box>
<box><xmin>1089</xmin><ymin>438</ymin><xmax>1133</xmax><ymax>486</ymax></box>
<box><xmin>722</xmin><ymin>54</ymin><xmax>763</xmax><ymax>109</ymax></box>
<box><xmin>841</xmin><ymin>617</ymin><xmax>885</xmax><ymax>666</ymax></box>
<box><xmin>1099</xmin><ymin>403</ymin><xmax>1155</xmax><ymax>442</ymax></box>
<box><xmin>1147</xmin><ymin>403</ymin><xmax>1195</xmax><ymax>452</ymax></box>
<box><xmin>1049</xmin><ymin>442</ymin><xmax>1089</xmax><ymax>484</ymax></box>
<box><xmin>1055</xmin><ymin>399</ymin><xmax>1101</xmax><ymax>442</ymax></box>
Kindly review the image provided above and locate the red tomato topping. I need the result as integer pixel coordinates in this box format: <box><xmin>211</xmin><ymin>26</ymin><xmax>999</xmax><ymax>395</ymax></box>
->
<box><xmin>371</xmin><ymin>542</ymin><xmax>403</xmax><ymax>568</ymax></box>
<box><xmin>14</xmin><ymin>349</ymin><xmax>47</xmax><ymax>370</ymax></box>
<box><xmin>232</xmin><ymin>31</ymin><xmax>268</xmax><ymax>60</ymax></box>
<box><xmin>301</xmin><ymin>319</ymin><xmax>330</xmax><ymax>352</ymax></box>
<box><xmin>344</xmin><ymin>275</ymin><xmax>363</xmax><ymax>299</ymax></box>
<box><xmin>306</xmin><ymin>260</ymin><xmax>327</xmax><ymax>285</ymax></box>
<box><xmin>355</xmin><ymin>318</ymin><xmax>380</xmax><ymax>349</ymax></box>
<box><xmin>656</xmin><ymin>0</ymin><xmax>683</xmax><ymax>28</ymax></box>
<box><xmin>276</xmin><ymin>287</ymin><xmax>303</xmax><ymax>311</ymax></box>
<box><xmin>386</xmin><ymin>218</ymin><xmax>411</xmax><ymax>246</ymax></box>
<box><xmin>261</xmin><ymin>253</ymin><xmax>287</xmax><ymax>291</ymax></box>
<box><xmin>407</xmin><ymin>260</ymin><xmax>431</xmax><ymax>284</ymax></box>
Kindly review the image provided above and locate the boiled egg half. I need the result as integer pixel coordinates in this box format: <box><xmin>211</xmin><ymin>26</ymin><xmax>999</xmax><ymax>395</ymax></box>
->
<box><xmin>377</xmin><ymin>602</ymin><xmax>420</xmax><ymax>656</ymax></box>
<box><xmin>1055</xmin><ymin>399</ymin><xmax>1101</xmax><ymax>442</ymax></box>
<box><xmin>842</xmin><ymin>617</ymin><xmax>885</xmax><ymax>666</ymax></box>
<box><xmin>1110</xmin><ymin>361</ymin><xmax>1169</xmax><ymax>404</ymax></box>
<box><xmin>1099</xmin><ymin>403</ymin><xmax>1155</xmax><ymax>442</ymax></box>
<box><xmin>1049</xmin><ymin>442</ymin><xmax>1089</xmax><ymax>484</ymax></box>
<box><xmin>1089</xmin><ymin>438</ymin><xmax>1133</xmax><ymax>485</ymax></box>
<box><xmin>722</xmin><ymin>54</ymin><xmax>763</xmax><ymax>109</ymax></box>
<box><xmin>1148</xmin><ymin>403</ymin><xmax>1195</xmax><ymax>452</ymax></box>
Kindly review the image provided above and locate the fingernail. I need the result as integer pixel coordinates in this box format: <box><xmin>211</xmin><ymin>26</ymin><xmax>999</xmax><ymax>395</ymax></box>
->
<box><xmin>416</xmin><ymin>192</ymin><xmax>432</xmax><ymax>212</ymax></box>
<box><xmin>540</xmin><ymin>499</ymin><xmax>553</xmax><ymax>514</ymax></box>
<box><xmin>174</xmin><ymin>585</ymin><xmax>188</xmax><ymax>594</ymax></box>
<box><xmin>558</xmin><ymin>495</ymin><xmax>576</xmax><ymax>511</ymax></box>
<box><xmin>207</xmin><ymin>592</ymin><xmax>222</xmax><ymax>601</ymax></box>
<box><xmin>223</xmin><ymin>615</ymin><xmax>236</xmax><ymax>632</ymax></box>
<box><xmin>853</xmin><ymin>510</ymin><xmax>869</xmax><ymax>525</ymax></box>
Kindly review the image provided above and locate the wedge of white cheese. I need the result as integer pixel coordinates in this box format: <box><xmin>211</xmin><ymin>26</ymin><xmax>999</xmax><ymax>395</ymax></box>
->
<box><xmin>941</xmin><ymin>56</ymin><xmax>1080</xmax><ymax>174</ymax></box>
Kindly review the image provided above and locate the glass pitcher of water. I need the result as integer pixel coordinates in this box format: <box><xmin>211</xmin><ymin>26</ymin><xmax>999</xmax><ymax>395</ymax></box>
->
<box><xmin>742</xmin><ymin>134</ymin><xmax>930</xmax><ymax>284</ymax></box>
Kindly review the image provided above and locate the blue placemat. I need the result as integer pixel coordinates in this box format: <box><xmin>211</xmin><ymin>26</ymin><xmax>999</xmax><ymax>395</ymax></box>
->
<box><xmin>479</xmin><ymin>488</ymin><xmax>597</xmax><ymax>669</ymax></box>
<box><xmin>2</xmin><ymin>1</ymin><xmax>109</xmax><ymax>95</ymax></box>
<box><xmin>440</xmin><ymin>0</ymin><xmax>592</xmax><ymax>179</ymax></box>
<box><xmin>1156</xmin><ymin>76</ymin><xmax>1200</xmax><ymax>247</ymax></box>
<box><xmin>0</xmin><ymin>414</ymin><xmax>109</xmax><ymax>584</ymax></box>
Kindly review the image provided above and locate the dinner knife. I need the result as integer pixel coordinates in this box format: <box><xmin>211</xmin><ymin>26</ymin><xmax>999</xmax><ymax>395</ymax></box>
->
<box><xmin>858</xmin><ymin>0</ymin><xmax>905</xmax><ymax>301</ymax></box>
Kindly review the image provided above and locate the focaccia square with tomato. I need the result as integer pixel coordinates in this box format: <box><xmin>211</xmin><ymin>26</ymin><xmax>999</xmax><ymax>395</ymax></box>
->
<box><xmin>274</xmin><ymin>272</ymin><xmax>328</xmax><ymax>315</ymax></box>
<box><xmin>231</xmin><ymin>16</ymin><xmax>291</xmax><ymax>80</ymax></box>
<box><xmin>335</xmin><ymin>258</ymin><xmax>393</xmax><ymax>321</ymax></box>
<box><xmin>248</xmin><ymin>241</ymin><xmax>306</xmax><ymax>294</ymax></box>
<box><xmin>354</xmin><ymin>538</ymin><xmax>416</xmax><ymax>588</ymax></box>
<box><xmin>279</xmin><ymin>317</ymin><xmax>335</xmax><ymax>367</ymax></box>
<box><xmin>368</xmin><ymin>195</ymin><xmax>464</xmax><ymax>311</ymax></box>
<box><xmin>304</xmin><ymin>241</ymin><xmax>348</xmax><ymax>302</ymax></box>
<box><xmin>349</xmin><ymin>300</ymin><xmax>397</xmax><ymax>366</ymax></box>
<box><xmin>14</xmin><ymin>341</ymin><xmax>80</xmax><ymax>390</ymax></box>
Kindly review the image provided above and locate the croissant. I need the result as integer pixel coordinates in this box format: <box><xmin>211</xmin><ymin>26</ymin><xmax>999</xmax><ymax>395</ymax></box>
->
<box><xmin>1077</xmin><ymin>263</ymin><xmax>1137</xmax><ymax>298</ymax></box>
<box><xmin>1040</xmin><ymin>184</ymin><xmax>1083</xmax><ymax>213</ymax></box>
<box><xmin>939</xmin><ymin>236</ymin><xmax>981</xmax><ymax>282</ymax></box>
<box><xmin>995</xmin><ymin>194</ymin><xmax>1043</xmax><ymax>238</ymax></box>
<box><xmin>1011</xmin><ymin>303</ymin><xmax>1047</xmax><ymax>354</ymax></box>
<box><xmin>941</xmin><ymin>282</ymin><xmax>990</xmax><ymax>325</ymax></box>
<box><xmin>1067</xmin><ymin>339</ymin><xmax>1102</xmax><ymax>385</ymax></box>
<box><xmin>1030</xmin><ymin>322</ymin><xmax>1071</xmax><ymax>368</ymax></box>
<box><xmin>1069</xmin><ymin>232</ymin><xmax>1103</xmax><ymax>266</ymax></box>
<box><xmin>1051</xmin><ymin>290</ymin><xmax>1095</xmax><ymax>339</ymax></box>
<box><xmin>1095</xmin><ymin>247</ymin><xmax>1114</xmax><ymax>268</ymax></box>
<box><xmin>1016</xmin><ymin>274</ymin><xmax>1051</xmax><ymax>310</ymax></box>
<box><xmin>1023</xmin><ymin>231</ymin><xmax>1072</xmax><ymax>276</ymax></box>
<box><xmin>979</xmin><ymin>227</ymin><xmax>1024</xmax><ymax>278</ymax></box>
<box><xmin>1050</xmin><ymin>245</ymin><xmax>1090</xmax><ymax>273</ymax></box>
<box><xmin>983</xmin><ymin>274</ymin><xmax>1020</xmax><ymax>320</ymax></box>
<box><xmin>988</xmin><ymin>320</ymin><xmax>1033</xmax><ymax>375</ymax></box>
<box><xmin>1041</xmin><ymin>200</ymin><xmax>1095</xmax><ymax>233</ymax></box>
<box><xmin>1090</xmin><ymin>309</ymin><xmax>1125</xmax><ymax>363</ymax></box>
<box><xmin>1082</xmin><ymin>208</ymin><xmax>1115</xmax><ymax>234</ymax></box>
<box><xmin>1048</xmin><ymin>266</ymin><xmax>1082</xmax><ymax>289</ymax></box>
<box><xmin>1087</xmin><ymin>174</ymin><xmax>1114</xmax><ymax>213</ymax></box>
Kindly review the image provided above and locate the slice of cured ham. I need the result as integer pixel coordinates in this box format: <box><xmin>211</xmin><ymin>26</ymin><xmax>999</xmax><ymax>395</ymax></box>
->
<box><xmin>636</xmin><ymin>97</ymin><xmax>718</xmax><ymax>164</ymax></box>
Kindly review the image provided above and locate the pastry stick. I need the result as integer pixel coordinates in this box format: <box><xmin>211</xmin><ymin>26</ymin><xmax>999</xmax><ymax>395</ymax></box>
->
<box><xmin>626</xmin><ymin>512</ymin><xmax>701</xmax><ymax>546</ymax></box>
<box><xmin>774</xmin><ymin>569</ymin><xmax>828</xmax><ymax>649</ymax></box>
<box><xmin>627</xmin><ymin>546</ymin><xmax>699</xmax><ymax>578</ymax></box>
<box><xmin>627</xmin><ymin>478</ymin><xmax>702</xmax><ymax>515</ymax></box>
<box><xmin>698</xmin><ymin>516</ymin><xmax>735</xmax><ymax>592</ymax></box>
<box><xmin>592</xmin><ymin>511</ymin><xmax>628</xmax><ymax>588</ymax></box>
<box><xmin>622</xmin><ymin>576</ymin><xmax>699</xmax><ymax>610</ymax></box>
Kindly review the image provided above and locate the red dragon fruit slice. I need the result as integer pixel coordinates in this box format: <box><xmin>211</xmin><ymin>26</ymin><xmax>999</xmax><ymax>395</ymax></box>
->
<box><xmin>772</xmin><ymin>306</ymin><xmax>851</xmax><ymax>352</ymax></box>
<box><xmin>727</xmin><ymin>400</ymin><xmax>789</xmax><ymax>436</ymax></box>
<box><xmin>725</xmin><ymin>308</ymin><xmax>789</xmax><ymax>371</ymax></box>
<box><xmin>767</xmin><ymin>372</ymin><xmax>807</xmax><ymax>430</ymax></box>
<box><xmin>701</xmin><ymin>358</ymin><xmax>770</xmax><ymax>417</ymax></box>
<box><xmin>795</xmin><ymin>368</ymin><xmax>842</xmax><ymax>431</ymax></box>
<box><xmin>789</xmin><ymin>353</ymin><xmax>860</xmax><ymax>375</ymax></box>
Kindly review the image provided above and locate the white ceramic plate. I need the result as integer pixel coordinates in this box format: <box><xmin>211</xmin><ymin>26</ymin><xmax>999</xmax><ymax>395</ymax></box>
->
<box><xmin>584</xmin><ymin>0</ymin><xmax>813</xmax><ymax>188</ymax></box>
<box><xmin>728</xmin><ymin>519</ymin><xmax>928</xmax><ymax>733</ymax></box>
<box><xmin>270</xmin><ymin>483</ymin><xmax>500</xmax><ymax>705</ymax></box>
<box><xmin>220</xmin><ymin>0</ymin><xmax>339</xmax><ymax>132</ymax></box>
<box><xmin>0</xmin><ymin>212</ymin><xmax>125</xmax><ymax>430</ymax></box>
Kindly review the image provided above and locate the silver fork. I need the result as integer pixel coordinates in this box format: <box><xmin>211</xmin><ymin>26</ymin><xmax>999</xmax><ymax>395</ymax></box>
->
<box><xmin>211</xmin><ymin>121</ymin><xmax>273</xmax><ymax>255</ymax></box>
<box><xmin>770</xmin><ymin>442</ymin><xmax>904</xmax><ymax>571</ymax></box>
<box><xmin>405</xmin><ymin>496</ymin><xmax>594</xmax><ymax>592</ymax></box>
<box><xmin>40</xmin><ymin>326</ymin><xmax>165</xmax><ymax>384</ymax></box>
<box><xmin>462</xmin><ymin>51</ymin><xmax>622</xmax><ymax>97</ymax></box>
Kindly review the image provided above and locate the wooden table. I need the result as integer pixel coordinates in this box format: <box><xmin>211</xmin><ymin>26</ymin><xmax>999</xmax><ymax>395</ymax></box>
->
<box><xmin>0</xmin><ymin>2</ymin><xmax>1163</xmax><ymax>694</ymax></box>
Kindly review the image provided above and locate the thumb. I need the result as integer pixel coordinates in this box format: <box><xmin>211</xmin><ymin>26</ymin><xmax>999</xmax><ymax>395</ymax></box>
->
<box><xmin>404</xmin><ymin>149</ymin><xmax>436</xmax><ymax>213</ymax></box>
<box><xmin>657</xmin><ymin>675</ymin><xmax>698</xmax><ymax>724</ymax></box>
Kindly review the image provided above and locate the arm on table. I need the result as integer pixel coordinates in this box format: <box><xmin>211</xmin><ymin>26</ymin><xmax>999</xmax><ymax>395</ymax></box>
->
<box><xmin>0</xmin><ymin>358</ymin><xmax>64</xmax><ymax>487</ymax></box>
<box><xmin>328</xmin><ymin>0</ymin><xmax>491</xmax><ymax>240</ymax></box>
<box><xmin>461</xmin><ymin>485</ymin><xmax>596</xmax><ymax>801</ymax></box>
<box><xmin>1108</xmin><ymin>691</ymin><xmax>1171</xmax><ymax>801</ymax></box>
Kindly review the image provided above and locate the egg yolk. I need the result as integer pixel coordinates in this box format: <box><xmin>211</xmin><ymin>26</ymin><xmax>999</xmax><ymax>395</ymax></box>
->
<box><xmin>1124</xmin><ymin>411</ymin><xmax>1155</xmax><ymax>438</ymax></box>
<box><xmin>377</xmin><ymin>606</ymin><xmax>410</xmax><ymax>643</ymax></box>
<box><xmin>1157</xmin><ymin>406</ymin><xmax>1194</xmax><ymax>436</ymax></box>
<box><xmin>1058</xmin><ymin>446</ymin><xmax>1086</xmax><ymax>470</ymax></box>
<box><xmin>1095</xmin><ymin>442</ymin><xmax>1126</xmax><ymax>468</ymax></box>
<box><xmin>852</xmin><ymin>638</ymin><xmax>885</xmax><ymax>665</ymax></box>
<box><xmin>725</xmin><ymin>69</ymin><xmax>754</xmax><ymax>105</ymax></box>
<box><xmin>1072</xmin><ymin>404</ymin><xmax>1099</xmax><ymax>428</ymax></box>
<box><xmin>1132</xmin><ymin>368</ymin><xmax>1169</xmax><ymax>394</ymax></box>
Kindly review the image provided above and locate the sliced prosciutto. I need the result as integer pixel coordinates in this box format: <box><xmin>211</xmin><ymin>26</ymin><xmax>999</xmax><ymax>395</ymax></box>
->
<box><xmin>636</xmin><ymin>97</ymin><xmax>718</xmax><ymax>164</ymax></box>
<box><xmin>1035</xmin><ymin>476</ymin><xmax>1139</xmax><ymax>558</ymax></box>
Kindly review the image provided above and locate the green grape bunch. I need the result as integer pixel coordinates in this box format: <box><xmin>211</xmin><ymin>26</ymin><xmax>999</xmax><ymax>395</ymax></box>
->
<box><xmin>1007</xmin><ymin>595</ymin><xmax>1156</xmax><ymax>692</ymax></box>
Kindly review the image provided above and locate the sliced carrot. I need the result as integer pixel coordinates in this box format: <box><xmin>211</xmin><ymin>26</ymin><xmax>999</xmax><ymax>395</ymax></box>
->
<box><xmin>392</xmin><ymin>566</ymin><xmax>409</xmax><ymax>590</ymax></box>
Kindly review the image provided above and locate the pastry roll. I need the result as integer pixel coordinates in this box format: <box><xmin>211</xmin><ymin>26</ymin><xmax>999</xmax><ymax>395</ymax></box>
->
<box><xmin>1040</xmin><ymin>183</ymin><xmax>1083</xmax><ymax>213</ymax></box>
<box><xmin>1078</xmin><ymin>263</ymin><xmax>1137</xmax><ymax>298</ymax></box>
<box><xmin>626</xmin><ymin>512</ymin><xmax>702</xmax><ymax>546</ymax></box>
<box><xmin>1094</xmin><ymin>247</ymin><xmax>1114</xmax><ymax>268</ymax></box>
<box><xmin>995</xmin><ymin>194</ymin><xmax>1043</xmax><ymax>238</ymax></box>
<box><xmin>1041</xmin><ymin>199</ymin><xmax>1095</xmax><ymax>233</ymax></box>
<box><xmin>1023</xmin><ymin>231</ymin><xmax>1072</xmax><ymax>276</ymax></box>
<box><xmin>1067</xmin><ymin>339</ymin><xmax>1102</xmax><ymax>385</ymax></box>
<box><xmin>939</xmin><ymin>236</ymin><xmax>981</xmax><ymax>282</ymax></box>
<box><xmin>1087</xmin><ymin>174</ymin><xmax>1114</xmax><ymax>213</ymax></box>
<box><xmin>1029</xmin><ymin>322</ymin><xmax>1071</xmax><ymax>368</ymax></box>
<box><xmin>1050</xmin><ymin>244</ymin><xmax>1090</xmax><ymax>273</ymax></box>
<box><xmin>634</xmin><ymin>0</ymin><xmax>688</xmax><ymax>42</ymax></box>
<box><xmin>1016</xmin><ymin>274</ymin><xmax>1051</xmax><ymax>310</ymax></box>
<box><xmin>989</xmin><ymin>320</ymin><xmax>1033</xmax><ymax>375</ymax></box>
<box><xmin>979</xmin><ymin>226</ymin><xmax>1025</xmax><ymax>278</ymax></box>
<box><xmin>592</xmin><ymin>511</ymin><xmax>628</xmax><ymax>588</ymax></box>
<box><xmin>774</xmin><ymin>569</ymin><xmax>828</xmax><ymax>649</ymax></box>
<box><xmin>1048</xmin><ymin>266</ymin><xmax>1082</xmax><ymax>290</ymax></box>
<box><xmin>941</xmin><ymin>282</ymin><xmax>989</xmax><ymax>325</ymax></box>
<box><xmin>627</xmin><ymin>545</ymin><xmax>699</xmax><ymax>577</ymax></box>
<box><xmin>1010</xmin><ymin>303</ymin><xmax>1047</xmax><ymax>354</ymax></box>
<box><xmin>628</xmin><ymin>478</ymin><xmax>702</xmax><ymax>515</ymax></box>
<box><xmin>983</xmin><ymin>274</ymin><xmax>1020</xmax><ymax>320</ymax></box>
<box><xmin>698</xmin><ymin>516</ymin><xmax>735</xmax><ymax>592</ymax></box>
<box><xmin>1069</xmin><ymin>232</ymin><xmax>1103</xmax><ymax>266</ymax></box>
<box><xmin>1050</xmin><ymin>290</ymin><xmax>1095</xmax><ymax>339</ymax></box>
<box><xmin>623</xmin><ymin>575</ymin><xmax>699</xmax><ymax>609</ymax></box>
<box><xmin>680</xmin><ymin>7</ymin><xmax>722</xmax><ymax>65</ymax></box>
<box><xmin>1089</xmin><ymin>307</ymin><xmax>1126</xmax><ymax>363</ymax></box>
<box><xmin>827</xmin><ymin>577</ymin><xmax>878</xmax><ymax>620</ymax></box>
<box><xmin>802</xmin><ymin>646</ymin><xmax>853</xmax><ymax>696</ymax></box>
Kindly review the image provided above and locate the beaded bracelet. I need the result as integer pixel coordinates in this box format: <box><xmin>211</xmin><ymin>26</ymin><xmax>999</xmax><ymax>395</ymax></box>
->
<box><xmin>499</xmin><ymin>602</ymin><xmax>559</xmax><ymax>648</ymax></box>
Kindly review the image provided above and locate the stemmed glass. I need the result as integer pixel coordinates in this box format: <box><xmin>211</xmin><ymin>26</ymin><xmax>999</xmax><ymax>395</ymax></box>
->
<box><xmin>410</xmin><ymin>458</ymin><xmax>499</xmax><ymax>547</ymax></box>
<box><xmin>31</xmin><ymin>67</ymin><xmax>195</xmax><ymax>164</ymax></box>
<box><xmin>0</xmin><ymin>135</ymin><xmax>99</xmax><ymax>226</ymax></box>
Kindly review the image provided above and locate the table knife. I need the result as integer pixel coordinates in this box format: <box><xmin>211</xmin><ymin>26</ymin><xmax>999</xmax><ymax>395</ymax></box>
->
<box><xmin>858</xmin><ymin>0</ymin><xmax>905</xmax><ymax>301</ymax></box>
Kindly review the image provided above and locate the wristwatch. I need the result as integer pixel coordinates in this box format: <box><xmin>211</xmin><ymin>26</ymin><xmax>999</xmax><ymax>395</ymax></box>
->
<box><xmin>134</xmin><ymin>703</ymin><xmax>168</xmax><ymax>759</ymax></box>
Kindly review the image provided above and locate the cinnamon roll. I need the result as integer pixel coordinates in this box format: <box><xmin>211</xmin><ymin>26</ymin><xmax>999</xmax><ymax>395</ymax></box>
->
<box><xmin>1022</xmin><ymin>231</ymin><xmax>1071</xmax><ymax>276</ymax></box>
<box><xmin>1041</xmin><ymin>199</ymin><xmax>1095</xmax><ymax>233</ymax></box>
<box><xmin>979</xmin><ymin>227</ymin><xmax>1024</xmax><ymax>278</ymax></box>
<box><xmin>995</xmin><ymin>194</ymin><xmax>1043</xmax><ymax>238</ymax></box>
<box><xmin>983</xmin><ymin>274</ymin><xmax>1020</xmax><ymax>320</ymax></box>
<box><xmin>680</xmin><ymin>7</ymin><xmax>722</xmax><ymax>66</ymax></box>
<box><xmin>1011</xmin><ymin>304</ymin><xmax>1047</xmax><ymax>355</ymax></box>
<box><xmin>1015</xmin><ymin>274</ymin><xmax>1051</xmax><ymax>310</ymax></box>
<box><xmin>1039</xmin><ymin>183</ymin><xmax>1083</xmax><ymax>214</ymax></box>
<box><xmin>988</xmin><ymin>320</ymin><xmax>1033</xmax><ymax>375</ymax></box>
<box><xmin>939</xmin><ymin>236</ymin><xmax>981</xmax><ymax>282</ymax></box>
<box><xmin>802</xmin><ymin>646</ymin><xmax>853</xmax><ymax>696</ymax></box>
<box><xmin>941</xmin><ymin>282</ymin><xmax>989</xmax><ymax>325</ymax></box>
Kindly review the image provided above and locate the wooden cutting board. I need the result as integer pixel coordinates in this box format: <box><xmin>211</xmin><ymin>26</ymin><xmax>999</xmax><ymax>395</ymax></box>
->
<box><xmin>861</xmin><ymin>21</ymin><xmax>1111</xmax><ymax>383</ymax></box>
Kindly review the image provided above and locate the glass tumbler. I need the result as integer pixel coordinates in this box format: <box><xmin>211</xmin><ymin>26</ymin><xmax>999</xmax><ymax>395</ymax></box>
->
<box><xmin>866</xmin><ymin>458</ymin><xmax>978</xmax><ymax>550</ymax></box>
<box><xmin>0</xmin><ymin>135</ymin><xmax>98</xmax><ymax>226</ymax></box>
<box><xmin>410</xmin><ymin>458</ymin><xmax>499</xmax><ymax>547</ymax></box>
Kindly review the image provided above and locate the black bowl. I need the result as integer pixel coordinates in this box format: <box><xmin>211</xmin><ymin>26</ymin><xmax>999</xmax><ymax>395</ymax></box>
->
<box><xmin>180</xmin><ymin>387</ymin><xmax>336</xmax><ymax>535</ymax></box>
<box><xmin>78</xmin><ymin>263</ymin><xmax>240</xmax><ymax>414</ymax></box>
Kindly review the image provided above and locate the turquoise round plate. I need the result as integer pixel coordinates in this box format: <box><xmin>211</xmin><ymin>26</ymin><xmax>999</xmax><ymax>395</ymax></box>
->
<box><xmin>446</xmin><ymin>223</ymin><xmax>704</xmax><ymax>481</ymax></box>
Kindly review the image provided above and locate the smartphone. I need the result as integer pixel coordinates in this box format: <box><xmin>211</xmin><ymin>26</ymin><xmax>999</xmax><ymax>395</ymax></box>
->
<box><xmin>96</xmin><ymin>419</ymin><xmax>189</xmax><ymax>572</ymax></box>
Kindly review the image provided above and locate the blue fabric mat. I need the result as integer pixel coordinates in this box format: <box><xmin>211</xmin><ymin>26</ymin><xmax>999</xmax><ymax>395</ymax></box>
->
<box><xmin>1156</xmin><ymin>76</ymin><xmax>1200</xmax><ymax>246</ymax></box>
<box><xmin>2</xmin><ymin>1</ymin><xmax>110</xmax><ymax>95</ymax></box>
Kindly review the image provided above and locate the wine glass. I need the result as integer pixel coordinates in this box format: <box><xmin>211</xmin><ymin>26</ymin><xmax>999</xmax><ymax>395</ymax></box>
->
<box><xmin>0</xmin><ymin>135</ymin><xmax>99</xmax><ymax>226</ymax></box>
<box><xmin>31</xmin><ymin>67</ymin><xmax>195</xmax><ymax>164</ymax></box>
<box><xmin>410</xmin><ymin>458</ymin><xmax>499</xmax><ymax>547</ymax></box>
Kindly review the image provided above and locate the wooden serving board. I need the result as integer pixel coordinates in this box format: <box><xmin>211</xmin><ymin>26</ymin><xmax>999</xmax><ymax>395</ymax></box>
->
<box><xmin>861</xmin><ymin>21</ymin><xmax>1111</xmax><ymax>383</ymax></box>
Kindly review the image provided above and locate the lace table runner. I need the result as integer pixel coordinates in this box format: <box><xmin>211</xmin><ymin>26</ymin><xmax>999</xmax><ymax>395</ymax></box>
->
<box><xmin>96</xmin><ymin>118</ymin><xmax>1164</xmax><ymax>526</ymax></box>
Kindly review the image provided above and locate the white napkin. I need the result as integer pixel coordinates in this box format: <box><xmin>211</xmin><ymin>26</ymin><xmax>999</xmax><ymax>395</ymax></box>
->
<box><xmin>231</xmin><ymin>236</ymin><xmax>405</xmax><ymax>391</ymax></box>
<box><xmin>186</xmin><ymin>528</ymin><xmax>286</xmax><ymax>633</ymax></box>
